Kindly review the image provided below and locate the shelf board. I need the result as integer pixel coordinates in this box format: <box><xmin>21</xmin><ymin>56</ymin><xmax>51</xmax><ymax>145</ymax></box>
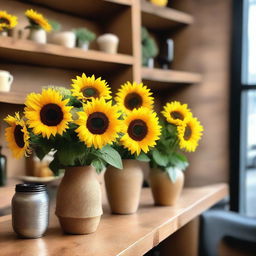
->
<box><xmin>142</xmin><ymin>67</ymin><xmax>202</xmax><ymax>86</ymax></box>
<box><xmin>0</xmin><ymin>37</ymin><xmax>133</xmax><ymax>72</ymax></box>
<box><xmin>141</xmin><ymin>0</ymin><xmax>194</xmax><ymax>30</ymax></box>
<box><xmin>0</xmin><ymin>184</ymin><xmax>228</xmax><ymax>256</ymax></box>
<box><xmin>25</xmin><ymin>0</ymin><xmax>131</xmax><ymax>20</ymax></box>
<box><xmin>0</xmin><ymin>91</ymin><xmax>27</xmax><ymax>105</ymax></box>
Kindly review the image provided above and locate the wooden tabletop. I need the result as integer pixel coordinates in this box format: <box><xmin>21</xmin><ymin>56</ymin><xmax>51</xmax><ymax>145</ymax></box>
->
<box><xmin>0</xmin><ymin>183</ymin><xmax>228</xmax><ymax>256</ymax></box>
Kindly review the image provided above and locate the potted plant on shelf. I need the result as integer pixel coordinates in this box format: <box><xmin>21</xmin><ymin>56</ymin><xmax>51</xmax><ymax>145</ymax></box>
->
<box><xmin>74</xmin><ymin>28</ymin><xmax>96</xmax><ymax>50</ymax></box>
<box><xmin>148</xmin><ymin>101</ymin><xmax>204</xmax><ymax>206</ymax></box>
<box><xmin>25</xmin><ymin>9</ymin><xmax>52</xmax><ymax>44</ymax></box>
<box><xmin>104</xmin><ymin>82</ymin><xmax>161</xmax><ymax>214</ymax></box>
<box><xmin>97</xmin><ymin>33</ymin><xmax>119</xmax><ymax>54</ymax></box>
<box><xmin>4</xmin><ymin>74</ymin><xmax>123</xmax><ymax>235</ymax></box>
<box><xmin>0</xmin><ymin>10</ymin><xmax>18</xmax><ymax>37</ymax></box>
<box><xmin>141</xmin><ymin>27</ymin><xmax>159</xmax><ymax>68</ymax></box>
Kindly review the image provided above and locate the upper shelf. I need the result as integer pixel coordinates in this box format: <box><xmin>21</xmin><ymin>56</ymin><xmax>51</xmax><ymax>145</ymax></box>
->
<box><xmin>25</xmin><ymin>0</ymin><xmax>131</xmax><ymax>20</ymax></box>
<box><xmin>141</xmin><ymin>0</ymin><xmax>194</xmax><ymax>31</ymax></box>
<box><xmin>0</xmin><ymin>91</ymin><xmax>26</xmax><ymax>105</ymax></box>
<box><xmin>0</xmin><ymin>37</ymin><xmax>133</xmax><ymax>72</ymax></box>
<box><xmin>142</xmin><ymin>67</ymin><xmax>202</xmax><ymax>87</ymax></box>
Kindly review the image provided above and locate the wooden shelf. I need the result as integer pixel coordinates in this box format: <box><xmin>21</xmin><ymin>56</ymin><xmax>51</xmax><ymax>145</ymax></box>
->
<box><xmin>142</xmin><ymin>67</ymin><xmax>202</xmax><ymax>86</ymax></box>
<box><xmin>0</xmin><ymin>37</ymin><xmax>133</xmax><ymax>72</ymax></box>
<box><xmin>0</xmin><ymin>184</ymin><xmax>227</xmax><ymax>256</ymax></box>
<box><xmin>141</xmin><ymin>0</ymin><xmax>194</xmax><ymax>30</ymax></box>
<box><xmin>0</xmin><ymin>91</ymin><xmax>27</xmax><ymax>105</ymax></box>
<box><xmin>26</xmin><ymin>0</ymin><xmax>131</xmax><ymax>20</ymax></box>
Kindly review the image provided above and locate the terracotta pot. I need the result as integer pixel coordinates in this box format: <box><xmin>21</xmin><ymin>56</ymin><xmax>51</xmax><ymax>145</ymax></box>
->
<box><xmin>55</xmin><ymin>166</ymin><xmax>102</xmax><ymax>234</ymax></box>
<box><xmin>104</xmin><ymin>160</ymin><xmax>143</xmax><ymax>214</ymax></box>
<box><xmin>149</xmin><ymin>168</ymin><xmax>184</xmax><ymax>206</ymax></box>
<box><xmin>28</xmin><ymin>29</ymin><xmax>46</xmax><ymax>44</ymax></box>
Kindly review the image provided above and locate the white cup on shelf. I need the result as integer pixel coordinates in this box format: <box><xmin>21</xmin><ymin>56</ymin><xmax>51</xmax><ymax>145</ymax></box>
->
<box><xmin>0</xmin><ymin>70</ymin><xmax>13</xmax><ymax>92</ymax></box>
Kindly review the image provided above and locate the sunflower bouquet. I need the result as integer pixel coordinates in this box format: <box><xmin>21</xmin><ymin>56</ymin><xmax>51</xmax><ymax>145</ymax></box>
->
<box><xmin>4</xmin><ymin>74</ymin><xmax>125</xmax><ymax>175</ymax></box>
<box><xmin>0</xmin><ymin>10</ymin><xmax>18</xmax><ymax>34</ymax></box>
<box><xmin>149</xmin><ymin>101</ymin><xmax>204</xmax><ymax>182</ymax></box>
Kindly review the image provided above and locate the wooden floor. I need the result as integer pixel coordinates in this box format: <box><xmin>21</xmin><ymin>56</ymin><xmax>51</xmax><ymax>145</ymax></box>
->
<box><xmin>0</xmin><ymin>184</ymin><xmax>227</xmax><ymax>256</ymax></box>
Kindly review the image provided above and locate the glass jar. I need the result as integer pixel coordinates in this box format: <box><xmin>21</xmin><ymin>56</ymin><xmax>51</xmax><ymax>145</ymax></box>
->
<box><xmin>12</xmin><ymin>184</ymin><xmax>49</xmax><ymax>238</ymax></box>
<box><xmin>0</xmin><ymin>146</ymin><xmax>7</xmax><ymax>186</ymax></box>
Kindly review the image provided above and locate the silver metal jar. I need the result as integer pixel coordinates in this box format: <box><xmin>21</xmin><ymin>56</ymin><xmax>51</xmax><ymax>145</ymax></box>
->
<box><xmin>12</xmin><ymin>184</ymin><xmax>49</xmax><ymax>238</ymax></box>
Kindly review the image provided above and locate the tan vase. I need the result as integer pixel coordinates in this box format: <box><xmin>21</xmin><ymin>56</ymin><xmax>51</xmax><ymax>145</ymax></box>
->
<box><xmin>149</xmin><ymin>168</ymin><xmax>184</xmax><ymax>206</ymax></box>
<box><xmin>104</xmin><ymin>159</ymin><xmax>143</xmax><ymax>214</ymax></box>
<box><xmin>28</xmin><ymin>29</ymin><xmax>47</xmax><ymax>44</ymax></box>
<box><xmin>55</xmin><ymin>166</ymin><xmax>102</xmax><ymax>234</ymax></box>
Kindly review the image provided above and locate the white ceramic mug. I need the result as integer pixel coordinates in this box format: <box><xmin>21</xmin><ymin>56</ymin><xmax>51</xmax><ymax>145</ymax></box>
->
<box><xmin>0</xmin><ymin>70</ymin><xmax>13</xmax><ymax>92</ymax></box>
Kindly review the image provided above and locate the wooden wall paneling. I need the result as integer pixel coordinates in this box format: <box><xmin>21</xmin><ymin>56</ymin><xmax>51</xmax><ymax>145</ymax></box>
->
<box><xmin>162</xmin><ymin>0</ymin><xmax>231</xmax><ymax>186</ymax></box>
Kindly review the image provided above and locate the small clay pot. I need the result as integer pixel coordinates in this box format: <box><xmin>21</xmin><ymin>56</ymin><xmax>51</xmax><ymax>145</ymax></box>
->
<box><xmin>55</xmin><ymin>166</ymin><xmax>102</xmax><ymax>234</ymax></box>
<box><xmin>104</xmin><ymin>160</ymin><xmax>143</xmax><ymax>214</ymax></box>
<box><xmin>28</xmin><ymin>29</ymin><xmax>47</xmax><ymax>44</ymax></box>
<box><xmin>149</xmin><ymin>168</ymin><xmax>184</xmax><ymax>206</ymax></box>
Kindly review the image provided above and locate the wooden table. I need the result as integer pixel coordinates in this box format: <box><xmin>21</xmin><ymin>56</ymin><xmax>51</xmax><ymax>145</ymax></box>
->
<box><xmin>0</xmin><ymin>183</ymin><xmax>228</xmax><ymax>256</ymax></box>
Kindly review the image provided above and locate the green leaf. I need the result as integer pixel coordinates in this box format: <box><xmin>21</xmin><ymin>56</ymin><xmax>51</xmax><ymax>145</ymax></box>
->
<box><xmin>95</xmin><ymin>145</ymin><xmax>123</xmax><ymax>169</ymax></box>
<box><xmin>49</xmin><ymin>158</ymin><xmax>60</xmax><ymax>176</ymax></box>
<box><xmin>170</xmin><ymin>152</ymin><xmax>189</xmax><ymax>171</ymax></box>
<box><xmin>91</xmin><ymin>159</ymin><xmax>105</xmax><ymax>174</ymax></box>
<box><xmin>152</xmin><ymin>149</ymin><xmax>169</xmax><ymax>167</ymax></box>
<box><xmin>136</xmin><ymin>152</ymin><xmax>150</xmax><ymax>162</ymax></box>
<box><xmin>34</xmin><ymin>145</ymin><xmax>52</xmax><ymax>161</ymax></box>
<box><xmin>166</xmin><ymin>167</ymin><xmax>177</xmax><ymax>183</ymax></box>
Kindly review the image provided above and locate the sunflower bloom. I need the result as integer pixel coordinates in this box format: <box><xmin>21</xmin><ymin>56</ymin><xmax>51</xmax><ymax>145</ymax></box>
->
<box><xmin>25</xmin><ymin>9</ymin><xmax>52</xmax><ymax>32</ymax></box>
<box><xmin>75</xmin><ymin>98</ymin><xmax>122</xmax><ymax>149</ymax></box>
<box><xmin>120</xmin><ymin>108</ymin><xmax>161</xmax><ymax>155</ymax></box>
<box><xmin>162</xmin><ymin>101</ymin><xmax>192</xmax><ymax>125</ymax></box>
<box><xmin>150</xmin><ymin>0</ymin><xmax>168</xmax><ymax>7</ymax></box>
<box><xmin>4</xmin><ymin>112</ymin><xmax>31</xmax><ymax>159</ymax></box>
<box><xmin>24</xmin><ymin>88</ymin><xmax>72</xmax><ymax>138</ymax></box>
<box><xmin>71</xmin><ymin>74</ymin><xmax>111</xmax><ymax>102</ymax></box>
<box><xmin>0</xmin><ymin>11</ymin><xmax>18</xmax><ymax>30</ymax></box>
<box><xmin>115</xmin><ymin>81</ymin><xmax>154</xmax><ymax>114</ymax></box>
<box><xmin>177</xmin><ymin>117</ymin><xmax>204</xmax><ymax>152</ymax></box>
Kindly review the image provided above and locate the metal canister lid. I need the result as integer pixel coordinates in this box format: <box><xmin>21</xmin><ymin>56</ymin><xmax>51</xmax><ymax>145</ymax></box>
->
<box><xmin>15</xmin><ymin>184</ymin><xmax>46</xmax><ymax>192</ymax></box>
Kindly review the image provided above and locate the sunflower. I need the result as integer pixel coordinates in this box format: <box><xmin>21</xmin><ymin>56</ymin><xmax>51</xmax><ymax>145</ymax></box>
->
<box><xmin>4</xmin><ymin>112</ymin><xmax>30</xmax><ymax>159</ymax></box>
<box><xmin>75</xmin><ymin>98</ymin><xmax>122</xmax><ymax>149</ymax></box>
<box><xmin>150</xmin><ymin>0</ymin><xmax>168</xmax><ymax>7</ymax></box>
<box><xmin>24</xmin><ymin>88</ymin><xmax>72</xmax><ymax>139</ymax></box>
<box><xmin>115</xmin><ymin>81</ymin><xmax>154</xmax><ymax>114</ymax></box>
<box><xmin>177</xmin><ymin>116</ymin><xmax>204</xmax><ymax>152</ymax></box>
<box><xmin>120</xmin><ymin>108</ymin><xmax>161</xmax><ymax>155</ymax></box>
<box><xmin>162</xmin><ymin>101</ymin><xmax>192</xmax><ymax>125</ymax></box>
<box><xmin>25</xmin><ymin>9</ymin><xmax>52</xmax><ymax>32</ymax></box>
<box><xmin>0</xmin><ymin>11</ymin><xmax>18</xmax><ymax>30</ymax></box>
<box><xmin>71</xmin><ymin>74</ymin><xmax>111</xmax><ymax>102</ymax></box>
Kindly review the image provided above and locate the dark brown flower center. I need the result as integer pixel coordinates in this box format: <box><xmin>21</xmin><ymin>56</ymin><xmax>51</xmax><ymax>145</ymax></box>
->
<box><xmin>82</xmin><ymin>87</ymin><xmax>99</xmax><ymax>98</ymax></box>
<box><xmin>0</xmin><ymin>18</ymin><xmax>10</xmax><ymax>25</ymax></box>
<box><xmin>170</xmin><ymin>111</ymin><xmax>184</xmax><ymax>120</ymax></box>
<box><xmin>128</xmin><ymin>119</ymin><xmax>148</xmax><ymax>141</ymax></box>
<box><xmin>14</xmin><ymin>125</ymin><xmax>25</xmax><ymax>148</ymax></box>
<box><xmin>40</xmin><ymin>104</ymin><xmax>64</xmax><ymax>126</ymax></box>
<box><xmin>124</xmin><ymin>93</ymin><xmax>143</xmax><ymax>110</ymax></box>
<box><xmin>86</xmin><ymin>112</ymin><xmax>109</xmax><ymax>135</ymax></box>
<box><xmin>184</xmin><ymin>124</ymin><xmax>192</xmax><ymax>140</ymax></box>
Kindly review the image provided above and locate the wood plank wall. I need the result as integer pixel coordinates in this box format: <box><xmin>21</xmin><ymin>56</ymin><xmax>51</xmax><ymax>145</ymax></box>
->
<box><xmin>163</xmin><ymin>0</ymin><xmax>231</xmax><ymax>186</ymax></box>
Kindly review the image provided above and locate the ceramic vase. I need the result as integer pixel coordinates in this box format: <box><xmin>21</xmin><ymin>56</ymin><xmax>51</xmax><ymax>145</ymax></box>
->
<box><xmin>49</xmin><ymin>31</ymin><xmax>76</xmax><ymax>48</ymax></box>
<box><xmin>28</xmin><ymin>29</ymin><xmax>47</xmax><ymax>44</ymax></box>
<box><xmin>55</xmin><ymin>166</ymin><xmax>102</xmax><ymax>234</ymax></box>
<box><xmin>149</xmin><ymin>168</ymin><xmax>184</xmax><ymax>206</ymax></box>
<box><xmin>78</xmin><ymin>41</ymin><xmax>89</xmax><ymax>50</ymax></box>
<box><xmin>104</xmin><ymin>159</ymin><xmax>143</xmax><ymax>214</ymax></box>
<box><xmin>97</xmin><ymin>33</ymin><xmax>119</xmax><ymax>54</ymax></box>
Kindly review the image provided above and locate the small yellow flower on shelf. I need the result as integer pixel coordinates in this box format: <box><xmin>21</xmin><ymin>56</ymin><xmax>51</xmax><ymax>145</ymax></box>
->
<box><xmin>25</xmin><ymin>9</ymin><xmax>52</xmax><ymax>32</ymax></box>
<box><xmin>0</xmin><ymin>10</ymin><xmax>18</xmax><ymax>31</ymax></box>
<box><xmin>150</xmin><ymin>0</ymin><xmax>168</xmax><ymax>7</ymax></box>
